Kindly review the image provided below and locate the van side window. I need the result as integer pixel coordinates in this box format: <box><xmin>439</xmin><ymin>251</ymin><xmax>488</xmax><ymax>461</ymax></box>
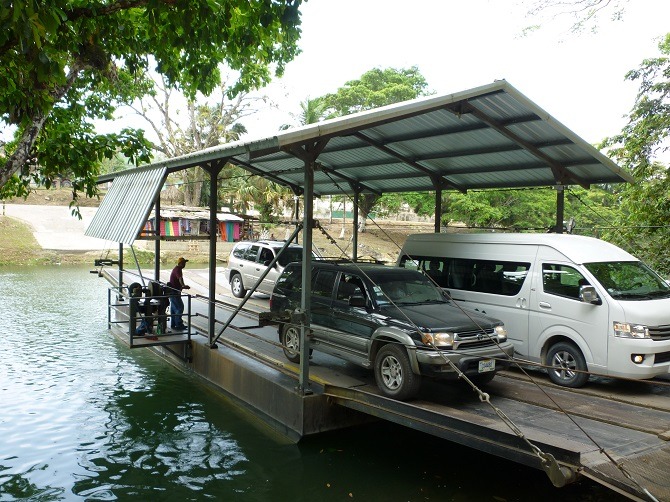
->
<box><xmin>441</xmin><ymin>259</ymin><xmax>528</xmax><ymax>295</ymax></box>
<box><xmin>498</xmin><ymin>263</ymin><xmax>530</xmax><ymax>295</ymax></box>
<box><xmin>542</xmin><ymin>264</ymin><xmax>587</xmax><ymax>300</ymax></box>
<box><xmin>399</xmin><ymin>256</ymin><xmax>420</xmax><ymax>271</ymax></box>
<box><xmin>405</xmin><ymin>255</ymin><xmax>530</xmax><ymax>295</ymax></box>
<box><xmin>399</xmin><ymin>255</ymin><xmax>449</xmax><ymax>287</ymax></box>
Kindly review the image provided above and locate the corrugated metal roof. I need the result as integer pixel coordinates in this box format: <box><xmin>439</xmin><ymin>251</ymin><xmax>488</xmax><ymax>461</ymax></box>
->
<box><xmin>99</xmin><ymin>80</ymin><xmax>633</xmax><ymax>198</ymax></box>
<box><xmin>86</xmin><ymin>165</ymin><xmax>166</xmax><ymax>245</ymax></box>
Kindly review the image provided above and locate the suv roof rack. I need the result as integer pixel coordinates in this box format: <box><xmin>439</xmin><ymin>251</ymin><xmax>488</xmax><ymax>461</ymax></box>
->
<box><xmin>315</xmin><ymin>257</ymin><xmax>388</xmax><ymax>265</ymax></box>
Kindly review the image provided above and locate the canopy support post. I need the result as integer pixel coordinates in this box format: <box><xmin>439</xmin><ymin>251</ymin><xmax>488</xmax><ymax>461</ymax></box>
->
<box><xmin>555</xmin><ymin>185</ymin><xmax>565</xmax><ymax>234</ymax></box>
<box><xmin>299</xmin><ymin>157</ymin><xmax>315</xmax><ymax>394</ymax></box>
<box><xmin>118</xmin><ymin>242</ymin><xmax>124</xmax><ymax>299</ymax></box>
<box><xmin>154</xmin><ymin>191</ymin><xmax>161</xmax><ymax>282</ymax></box>
<box><xmin>208</xmin><ymin>161</ymin><xmax>225</xmax><ymax>345</ymax></box>
<box><xmin>352</xmin><ymin>191</ymin><xmax>359</xmax><ymax>261</ymax></box>
<box><xmin>435</xmin><ymin>187</ymin><xmax>442</xmax><ymax>233</ymax></box>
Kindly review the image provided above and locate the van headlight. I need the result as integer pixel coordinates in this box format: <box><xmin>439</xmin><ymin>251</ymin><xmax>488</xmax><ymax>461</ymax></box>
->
<box><xmin>421</xmin><ymin>332</ymin><xmax>454</xmax><ymax>348</ymax></box>
<box><xmin>495</xmin><ymin>325</ymin><xmax>507</xmax><ymax>342</ymax></box>
<box><xmin>613</xmin><ymin>322</ymin><xmax>650</xmax><ymax>339</ymax></box>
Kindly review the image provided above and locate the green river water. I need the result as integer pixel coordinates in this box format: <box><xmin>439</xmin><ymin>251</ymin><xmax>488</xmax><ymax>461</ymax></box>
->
<box><xmin>0</xmin><ymin>266</ymin><xmax>624</xmax><ymax>501</ymax></box>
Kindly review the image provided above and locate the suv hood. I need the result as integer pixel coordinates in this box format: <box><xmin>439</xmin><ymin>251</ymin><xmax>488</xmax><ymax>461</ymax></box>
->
<box><xmin>380</xmin><ymin>302</ymin><xmax>501</xmax><ymax>332</ymax></box>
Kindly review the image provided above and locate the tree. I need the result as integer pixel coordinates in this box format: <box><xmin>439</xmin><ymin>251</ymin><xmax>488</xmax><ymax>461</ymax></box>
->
<box><xmin>322</xmin><ymin>66</ymin><xmax>430</xmax><ymax>118</ymax></box>
<box><xmin>131</xmin><ymin>72</ymin><xmax>262</xmax><ymax>206</ymax></box>
<box><xmin>600</xmin><ymin>33</ymin><xmax>670</xmax><ymax>273</ymax></box>
<box><xmin>280</xmin><ymin>96</ymin><xmax>327</xmax><ymax>130</ymax></box>
<box><xmin>522</xmin><ymin>0</ymin><xmax>628</xmax><ymax>35</ymax></box>
<box><xmin>0</xmin><ymin>0</ymin><xmax>303</xmax><ymax>208</ymax></box>
<box><xmin>321</xmin><ymin>66</ymin><xmax>431</xmax><ymax>231</ymax></box>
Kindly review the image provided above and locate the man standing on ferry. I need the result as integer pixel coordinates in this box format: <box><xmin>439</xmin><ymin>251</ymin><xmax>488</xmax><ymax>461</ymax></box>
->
<box><xmin>168</xmin><ymin>257</ymin><xmax>190</xmax><ymax>330</ymax></box>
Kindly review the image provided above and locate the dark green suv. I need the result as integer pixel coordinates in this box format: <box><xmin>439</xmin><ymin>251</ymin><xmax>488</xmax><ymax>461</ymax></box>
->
<box><xmin>269</xmin><ymin>261</ymin><xmax>514</xmax><ymax>400</ymax></box>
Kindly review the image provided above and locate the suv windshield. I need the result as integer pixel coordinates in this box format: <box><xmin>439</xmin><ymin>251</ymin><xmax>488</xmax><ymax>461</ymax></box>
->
<box><xmin>368</xmin><ymin>270</ymin><xmax>447</xmax><ymax>305</ymax></box>
<box><xmin>584</xmin><ymin>261</ymin><xmax>670</xmax><ymax>300</ymax></box>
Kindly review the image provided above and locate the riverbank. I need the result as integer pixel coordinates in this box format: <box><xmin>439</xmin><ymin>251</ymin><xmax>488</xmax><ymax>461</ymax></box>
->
<box><xmin>0</xmin><ymin>214</ymin><xmax>203</xmax><ymax>267</ymax></box>
<box><xmin>1</xmin><ymin>188</ymin><xmax>438</xmax><ymax>266</ymax></box>
<box><xmin>0</xmin><ymin>215</ymin><xmax>89</xmax><ymax>266</ymax></box>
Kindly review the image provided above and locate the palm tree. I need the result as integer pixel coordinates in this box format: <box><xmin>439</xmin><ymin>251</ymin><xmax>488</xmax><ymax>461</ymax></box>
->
<box><xmin>279</xmin><ymin>97</ymin><xmax>327</xmax><ymax>130</ymax></box>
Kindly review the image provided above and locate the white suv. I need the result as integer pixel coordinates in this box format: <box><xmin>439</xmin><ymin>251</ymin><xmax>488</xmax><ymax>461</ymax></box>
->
<box><xmin>224</xmin><ymin>240</ymin><xmax>309</xmax><ymax>297</ymax></box>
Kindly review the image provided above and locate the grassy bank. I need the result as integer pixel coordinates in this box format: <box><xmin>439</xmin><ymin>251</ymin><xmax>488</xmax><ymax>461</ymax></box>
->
<box><xmin>0</xmin><ymin>215</ymin><xmax>75</xmax><ymax>266</ymax></box>
<box><xmin>2</xmin><ymin>188</ymin><xmax>436</xmax><ymax>267</ymax></box>
<box><xmin>0</xmin><ymin>215</ymin><xmax>213</xmax><ymax>267</ymax></box>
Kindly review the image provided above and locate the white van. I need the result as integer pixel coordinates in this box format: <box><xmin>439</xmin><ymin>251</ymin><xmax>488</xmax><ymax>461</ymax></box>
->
<box><xmin>398</xmin><ymin>233</ymin><xmax>670</xmax><ymax>387</ymax></box>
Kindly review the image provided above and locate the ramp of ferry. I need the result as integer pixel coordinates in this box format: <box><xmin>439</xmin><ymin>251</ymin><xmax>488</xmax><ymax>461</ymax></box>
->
<box><xmin>103</xmin><ymin>269</ymin><xmax>670</xmax><ymax>502</ymax></box>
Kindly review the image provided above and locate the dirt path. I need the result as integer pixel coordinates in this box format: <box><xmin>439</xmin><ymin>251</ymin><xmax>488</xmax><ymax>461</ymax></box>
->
<box><xmin>3</xmin><ymin>204</ymin><xmax>115</xmax><ymax>251</ymax></box>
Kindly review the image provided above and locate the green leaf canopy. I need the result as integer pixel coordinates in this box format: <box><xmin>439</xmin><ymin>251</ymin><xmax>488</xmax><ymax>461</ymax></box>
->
<box><xmin>0</xmin><ymin>0</ymin><xmax>304</xmax><ymax>204</ymax></box>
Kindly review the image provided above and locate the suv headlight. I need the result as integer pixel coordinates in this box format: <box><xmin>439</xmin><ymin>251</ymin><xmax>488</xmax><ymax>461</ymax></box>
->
<box><xmin>421</xmin><ymin>332</ymin><xmax>454</xmax><ymax>348</ymax></box>
<box><xmin>495</xmin><ymin>325</ymin><xmax>507</xmax><ymax>342</ymax></box>
<box><xmin>613</xmin><ymin>322</ymin><xmax>650</xmax><ymax>339</ymax></box>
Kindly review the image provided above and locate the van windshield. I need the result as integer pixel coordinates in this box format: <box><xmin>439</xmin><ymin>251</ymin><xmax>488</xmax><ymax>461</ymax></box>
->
<box><xmin>584</xmin><ymin>261</ymin><xmax>670</xmax><ymax>300</ymax></box>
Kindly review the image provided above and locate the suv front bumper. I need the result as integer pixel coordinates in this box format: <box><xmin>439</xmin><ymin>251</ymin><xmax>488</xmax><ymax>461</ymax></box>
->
<box><xmin>415</xmin><ymin>341</ymin><xmax>514</xmax><ymax>378</ymax></box>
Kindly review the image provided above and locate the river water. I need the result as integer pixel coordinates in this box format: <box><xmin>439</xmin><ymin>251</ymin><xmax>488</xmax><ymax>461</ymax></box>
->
<box><xmin>0</xmin><ymin>266</ymin><xmax>625</xmax><ymax>501</ymax></box>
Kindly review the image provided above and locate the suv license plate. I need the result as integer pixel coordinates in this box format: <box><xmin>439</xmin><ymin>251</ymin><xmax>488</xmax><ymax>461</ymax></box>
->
<box><xmin>478</xmin><ymin>359</ymin><xmax>495</xmax><ymax>373</ymax></box>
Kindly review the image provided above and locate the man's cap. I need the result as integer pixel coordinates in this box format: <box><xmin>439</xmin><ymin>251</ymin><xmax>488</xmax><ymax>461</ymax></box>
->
<box><xmin>178</xmin><ymin>257</ymin><xmax>189</xmax><ymax>264</ymax></box>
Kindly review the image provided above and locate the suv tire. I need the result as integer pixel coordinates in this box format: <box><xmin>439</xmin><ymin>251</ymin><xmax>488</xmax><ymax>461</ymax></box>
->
<box><xmin>230</xmin><ymin>273</ymin><xmax>246</xmax><ymax>298</ymax></box>
<box><xmin>281</xmin><ymin>324</ymin><xmax>301</xmax><ymax>363</ymax></box>
<box><xmin>546</xmin><ymin>341</ymin><xmax>589</xmax><ymax>388</ymax></box>
<box><xmin>374</xmin><ymin>344</ymin><xmax>421</xmax><ymax>400</ymax></box>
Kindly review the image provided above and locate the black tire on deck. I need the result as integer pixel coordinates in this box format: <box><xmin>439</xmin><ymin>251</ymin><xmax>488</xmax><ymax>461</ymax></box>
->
<box><xmin>230</xmin><ymin>273</ymin><xmax>246</xmax><ymax>298</ymax></box>
<box><xmin>281</xmin><ymin>324</ymin><xmax>301</xmax><ymax>363</ymax></box>
<box><xmin>546</xmin><ymin>341</ymin><xmax>589</xmax><ymax>388</ymax></box>
<box><xmin>374</xmin><ymin>343</ymin><xmax>421</xmax><ymax>401</ymax></box>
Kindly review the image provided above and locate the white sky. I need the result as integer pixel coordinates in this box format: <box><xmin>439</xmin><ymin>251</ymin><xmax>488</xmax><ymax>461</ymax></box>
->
<box><xmin>239</xmin><ymin>0</ymin><xmax>670</xmax><ymax>149</ymax></box>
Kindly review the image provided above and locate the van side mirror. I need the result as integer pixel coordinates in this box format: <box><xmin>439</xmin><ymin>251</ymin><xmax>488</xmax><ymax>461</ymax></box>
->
<box><xmin>580</xmin><ymin>285</ymin><xmax>601</xmax><ymax>305</ymax></box>
<box><xmin>349</xmin><ymin>295</ymin><xmax>367</xmax><ymax>308</ymax></box>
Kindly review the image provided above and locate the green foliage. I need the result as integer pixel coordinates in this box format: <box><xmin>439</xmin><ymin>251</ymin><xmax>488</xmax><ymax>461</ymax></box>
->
<box><xmin>319</xmin><ymin>67</ymin><xmax>431</xmax><ymax>228</ymax></box>
<box><xmin>322</xmin><ymin>66</ymin><xmax>431</xmax><ymax>117</ymax></box>
<box><xmin>0</xmin><ymin>0</ymin><xmax>304</xmax><ymax>206</ymax></box>
<box><xmin>603</xmin><ymin>33</ymin><xmax>670</xmax><ymax>177</ymax></box>
<box><xmin>599</xmin><ymin>33</ymin><xmax>670</xmax><ymax>274</ymax></box>
<box><xmin>600</xmin><ymin>164</ymin><xmax>670</xmax><ymax>274</ymax></box>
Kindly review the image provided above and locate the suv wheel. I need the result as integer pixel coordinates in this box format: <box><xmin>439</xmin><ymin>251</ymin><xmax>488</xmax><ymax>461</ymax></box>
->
<box><xmin>374</xmin><ymin>344</ymin><xmax>421</xmax><ymax>400</ymax></box>
<box><xmin>281</xmin><ymin>324</ymin><xmax>301</xmax><ymax>363</ymax></box>
<box><xmin>230</xmin><ymin>273</ymin><xmax>246</xmax><ymax>298</ymax></box>
<box><xmin>546</xmin><ymin>341</ymin><xmax>589</xmax><ymax>388</ymax></box>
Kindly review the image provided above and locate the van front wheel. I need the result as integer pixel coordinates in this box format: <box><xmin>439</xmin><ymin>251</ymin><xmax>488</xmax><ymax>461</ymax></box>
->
<box><xmin>547</xmin><ymin>342</ymin><xmax>589</xmax><ymax>388</ymax></box>
<box><xmin>374</xmin><ymin>344</ymin><xmax>421</xmax><ymax>400</ymax></box>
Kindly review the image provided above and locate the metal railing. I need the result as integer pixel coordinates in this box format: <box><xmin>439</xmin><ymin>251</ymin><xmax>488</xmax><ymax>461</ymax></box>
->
<box><xmin>106</xmin><ymin>284</ymin><xmax>192</xmax><ymax>347</ymax></box>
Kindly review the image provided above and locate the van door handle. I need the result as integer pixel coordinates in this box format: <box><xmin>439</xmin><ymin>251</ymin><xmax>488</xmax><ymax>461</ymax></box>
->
<box><xmin>539</xmin><ymin>301</ymin><xmax>551</xmax><ymax>309</ymax></box>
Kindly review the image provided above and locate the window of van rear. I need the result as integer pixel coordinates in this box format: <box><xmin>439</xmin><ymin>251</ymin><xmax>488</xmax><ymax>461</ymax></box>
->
<box><xmin>400</xmin><ymin>255</ymin><xmax>530</xmax><ymax>296</ymax></box>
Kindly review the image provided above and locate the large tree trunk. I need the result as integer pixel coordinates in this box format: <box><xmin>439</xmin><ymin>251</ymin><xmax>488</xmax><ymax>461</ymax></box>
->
<box><xmin>1</xmin><ymin>63</ymin><xmax>83</xmax><ymax>188</ymax></box>
<box><xmin>357</xmin><ymin>194</ymin><xmax>379</xmax><ymax>233</ymax></box>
